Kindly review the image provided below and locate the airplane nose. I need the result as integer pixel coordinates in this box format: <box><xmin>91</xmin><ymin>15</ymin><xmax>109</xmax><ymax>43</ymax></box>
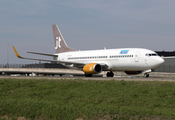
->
<box><xmin>160</xmin><ymin>57</ymin><xmax>164</xmax><ymax>64</ymax></box>
<box><xmin>150</xmin><ymin>57</ymin><xmax>165</xmax><ymax>69</ymax></box>
<box><xmin>156</xmin><ymin>57</ymin><xmax>164</xmax><ymax>67</ymax></box>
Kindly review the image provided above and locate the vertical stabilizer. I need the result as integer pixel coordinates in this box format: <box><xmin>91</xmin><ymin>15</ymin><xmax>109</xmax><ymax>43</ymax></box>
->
<box><xmin>52</xmin><ymin>24</ymin><xmax>76</xmax><ymax>53</ymax></box>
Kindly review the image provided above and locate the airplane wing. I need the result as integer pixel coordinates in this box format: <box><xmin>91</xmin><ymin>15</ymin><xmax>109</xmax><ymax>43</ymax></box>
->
<box><xmin>26</xmin><ymin>51</ymin><xmax>58</xmax><ymax>57</ymax></box>
<box><xmin>12</xmin><ymin>46</ymin><xmax>108</xmax><ymax>67</ymax></box>
<box><xmin>12</xmin><ymin>46</ymin><xmax>58</xmax><ymax>63</ymax></box>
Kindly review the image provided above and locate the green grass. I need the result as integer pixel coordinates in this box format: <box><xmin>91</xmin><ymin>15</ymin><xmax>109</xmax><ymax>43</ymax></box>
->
<box><xmin>0</xmin><ymin>78</ymin><xmax>175</xmax><ymax>120</ymax></box>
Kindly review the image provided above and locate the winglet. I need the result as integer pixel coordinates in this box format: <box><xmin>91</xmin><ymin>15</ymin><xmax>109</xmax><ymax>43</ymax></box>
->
<box><xmin>12</xmin><ymin>46</ymin><xmax>22</xmax><ymax>58</ymax></box>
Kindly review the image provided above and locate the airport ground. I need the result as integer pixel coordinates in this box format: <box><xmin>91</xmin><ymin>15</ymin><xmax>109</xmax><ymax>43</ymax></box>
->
<box><xmin>1</xmin><ymin>71</ymin><xmax>175</xmax><ymax>81</ymax></box>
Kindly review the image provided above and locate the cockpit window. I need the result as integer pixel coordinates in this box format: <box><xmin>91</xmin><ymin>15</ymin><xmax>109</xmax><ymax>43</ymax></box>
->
<box><xmin>145</xmin><ymin>53</ymin><xmax>158</xmax><ymax>56</ymax></box>
<box><xmin>151</xmin><ymin>54</ymin><xmax>158</xmax><ymax>56</ymax></box>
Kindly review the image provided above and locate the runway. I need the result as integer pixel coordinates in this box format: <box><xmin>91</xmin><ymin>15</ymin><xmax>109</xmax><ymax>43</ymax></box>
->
<box><xmin>1</xmin><ymin>75</ymin><xmax>175</xmax><ymax>81</ymax></box>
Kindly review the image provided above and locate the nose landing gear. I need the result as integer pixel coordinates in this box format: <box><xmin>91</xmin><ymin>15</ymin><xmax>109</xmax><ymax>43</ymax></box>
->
<box><xmin>144</xmin><ymin>73</ymin><xmax>149</xmax><ymax>78</ymax></box>
<box><xmin>106</xmin><ymin>71</ymin><xmax>114</xmax><ymax>77</ymax></box>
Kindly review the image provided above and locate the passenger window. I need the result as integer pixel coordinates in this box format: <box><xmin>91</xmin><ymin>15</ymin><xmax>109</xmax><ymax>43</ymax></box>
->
<box><xmin>145</xmin><ymin>54</ymin><xmax>150</xmax><ymax>56</ymax></box>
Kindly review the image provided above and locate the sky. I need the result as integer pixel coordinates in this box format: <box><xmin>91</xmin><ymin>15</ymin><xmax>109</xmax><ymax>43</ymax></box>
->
<box><xmin>1</xmin><ymin>0</ymin><xmax>175</xmax><ymax>64</ymax></box>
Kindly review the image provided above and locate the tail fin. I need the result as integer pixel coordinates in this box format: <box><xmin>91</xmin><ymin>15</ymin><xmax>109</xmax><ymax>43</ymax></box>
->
<box><xmin>52</xmin><ymin>24</ymin><xmax>76</xmax><ymax>53</ymax></box>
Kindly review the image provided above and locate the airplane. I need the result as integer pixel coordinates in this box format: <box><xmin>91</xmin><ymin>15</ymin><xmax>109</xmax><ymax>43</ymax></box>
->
<box><xmin>12</xmin><ymin>24</ymin><xmax>165</xmax><ymax>77</ymax></box>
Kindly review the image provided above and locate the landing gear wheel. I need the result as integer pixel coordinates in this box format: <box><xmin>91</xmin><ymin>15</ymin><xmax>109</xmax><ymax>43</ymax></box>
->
<box><xmin>106</xmin><ymin>71</ymin><xmax>114</xmax><ymax>77</ymax></box>
<box><xmin>85</xmin><ymin>74</ymin><xmax>92</xmax><ymax>77</ymax></box>
<box><xmin>144</xmin><ymin>73</ymin><xmax>149</xmax><ymax>78</ymax></box>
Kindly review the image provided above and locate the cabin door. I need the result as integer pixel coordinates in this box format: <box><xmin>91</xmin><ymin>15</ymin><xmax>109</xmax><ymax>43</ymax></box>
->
<box><xmin>135</xmin><ymin>52</ymin><xmax>140</xmax><ymax>62</ymax></box>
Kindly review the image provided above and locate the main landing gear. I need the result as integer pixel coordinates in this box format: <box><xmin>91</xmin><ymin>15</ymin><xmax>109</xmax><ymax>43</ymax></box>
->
<box><xmin>85</xmin><ymin>74</ymin><xmax>92</xmax><ymax>77</ymax></box>
<box><xmin>106</xmin><ymin>71</ymin><xmax>114</xmax><ymax>77</ymax></box>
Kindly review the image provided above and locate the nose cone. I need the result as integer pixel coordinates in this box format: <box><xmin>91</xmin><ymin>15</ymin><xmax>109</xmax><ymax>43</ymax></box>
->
<box><xmin>159</xmin><ymin>57</ymin><xmax>164</xmax><ymax>65</ymax></box>
<box><xmin>154</xmin><ymin>57</ymin><xmax>164</xmax><ymax>68</ymax></box>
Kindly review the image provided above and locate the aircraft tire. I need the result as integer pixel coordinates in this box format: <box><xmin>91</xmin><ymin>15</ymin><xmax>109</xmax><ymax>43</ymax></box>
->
<box><xmin>106</xmin><ymin>71</ymin><xmax>114</xmax><ymax>77</ymax></box>
<box><xmin>144</xmin><ymin>73</ymin><xmax>149</xmax><ymax>78</ymax></box>
<box><xmin>85</xmin><ymin>74</ymin><xmax>92</xmax><ymax>77</ymax></box>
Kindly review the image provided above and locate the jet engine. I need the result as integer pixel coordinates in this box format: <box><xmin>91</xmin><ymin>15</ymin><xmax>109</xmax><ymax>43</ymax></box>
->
<box><xmin>124</xmin><ymin>71</ymin><xmax>142</xmax><ymax>75</ymax></box>
<box><xmin>83</xmin><ymin>63</ymin><xmax>102</xmax><ymax>74</ymax></box>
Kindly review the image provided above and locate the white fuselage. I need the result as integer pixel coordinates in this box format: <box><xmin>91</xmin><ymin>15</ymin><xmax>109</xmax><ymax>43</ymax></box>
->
<box><xmin>55</xmin><ymin>48</ymin><xmax>164</xmax><ymax>71</ymax></box>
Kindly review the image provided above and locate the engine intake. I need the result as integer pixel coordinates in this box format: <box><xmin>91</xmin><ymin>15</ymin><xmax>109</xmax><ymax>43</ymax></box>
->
<box><xmin>83</xmin><ymin>63</ymin><xmax>102</xmax><ymax>74</ymax></box>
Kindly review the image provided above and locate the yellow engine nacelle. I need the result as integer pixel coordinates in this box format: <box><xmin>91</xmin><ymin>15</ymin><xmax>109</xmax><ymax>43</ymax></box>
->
<box><xmin>83</xmin><ymin>63</ymin><xmax>102</xmax><ymax>74</ymax></box>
